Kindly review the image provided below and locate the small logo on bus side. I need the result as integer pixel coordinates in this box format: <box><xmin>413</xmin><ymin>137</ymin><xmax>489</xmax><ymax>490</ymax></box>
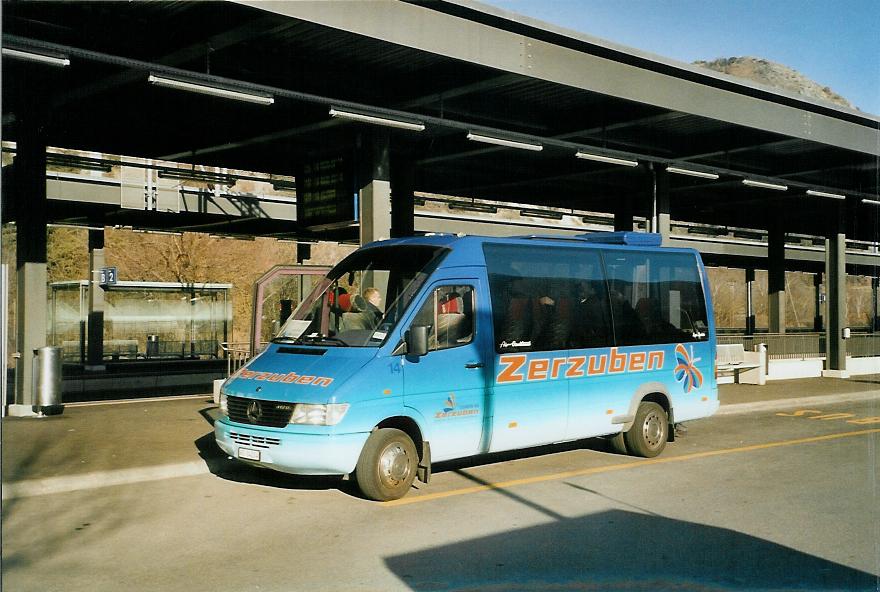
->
<box><xmin>435</xmin><ymin>392</ymin><xmax>479</xmax><ymax>419</ymax></box>
<box><xmin>673</xmin><ymin>344</ymin><xmax>703</xmax><ymax>392</ymax></box>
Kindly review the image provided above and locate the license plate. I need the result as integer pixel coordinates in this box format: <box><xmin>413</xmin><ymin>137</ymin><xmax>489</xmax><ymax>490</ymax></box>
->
<box><xmin>238</xmin><ymin>448</ymin><xmax>261</xmax><ymax>461</ymax></box>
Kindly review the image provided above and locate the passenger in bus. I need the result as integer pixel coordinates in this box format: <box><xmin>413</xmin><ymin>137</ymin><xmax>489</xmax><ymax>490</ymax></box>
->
<box><xmin>609</xmin><ymin>288</ymin><xmax>647</xmax><ymax>344</ymax></box>
<box><xmin>433</xmin><ymin>291</ymin><xmax>470</xmax><ymax>349</ymax></box>
<box><xmin>635</xmin><ymin>297</ymin><xmax>680</xmax><ymax>341</ymax></box>
<box><xmin>500</xmin><ymin>278</ymin><xmax>569</xmax><ymax>351</ymax></box>
<box><xmin>530</xmin><ymin>287</ymin><xmax>570</xmax><ymax>351</ymax></box>
<box><xmin>362</xmin><ymin>287</ymin><xmax>383</xmax><ymax>324</ymax></box>
<box><xmin>341</xmin><ymin>288</ymin><xmax>383</xmax><ymax>331</ymax></box>
<box><xmin>571</xmin><ymin>280</ymin><xmax>610</xmax><ymax>348</ymax></box>
<box><xmin>499</xmin><ymin>277</ymin><xmax>532</xmax><ymax>345</ymax></box>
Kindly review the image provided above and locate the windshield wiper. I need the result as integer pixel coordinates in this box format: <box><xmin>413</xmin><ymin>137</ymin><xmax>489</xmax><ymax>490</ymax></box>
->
<box><xmin>296</xmin><ymin>335</ymin><xmax>349</xmax><ymax>347</ymax></box>
<box><xmin>271</xmin><ymin>336</ymin><xmax>299</xmax><ymax>343</ymax></box>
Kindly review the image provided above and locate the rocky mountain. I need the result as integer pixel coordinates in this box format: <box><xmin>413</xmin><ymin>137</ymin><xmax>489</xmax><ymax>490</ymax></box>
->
<box><xmin>694</xmin><ymin>56</ymin><xmax>855</xmax><ymax>110</ymax></box>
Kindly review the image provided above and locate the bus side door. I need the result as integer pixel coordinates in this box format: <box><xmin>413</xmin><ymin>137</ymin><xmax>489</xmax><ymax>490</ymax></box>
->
<box><xmin>402</xmin><ymin>281</ymin><xmax>490</xmax><ymax>461</ymax></box>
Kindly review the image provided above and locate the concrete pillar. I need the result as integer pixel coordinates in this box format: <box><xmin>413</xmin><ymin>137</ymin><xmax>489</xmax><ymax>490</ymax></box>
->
<box><xmin>358</xmin><ymin>131</ymin><xmax>392</xmax><ymax>246</ymax></box>
<box><xmin>768</xmin><ymin>218</ymin><xmax>786</xmax><ymax>334</ymax></box>
<box><xmin>823</xmin><ymin>220</ymin><xmax>848</xmax><ymax>377</ymax></box>
<box><xmin>10</xmin><ymin>126</ymin><xmax>48</xmax><ymax>416</ymax></box>
<box><xmin>86</xmin><ymin>229</ymin><xmax>106</xmax><ymax>369</ymax></box>
<box><xmin>745</xmin><ymin>268</ymin><xmax>756</xmax><ymax>335</ymax></box>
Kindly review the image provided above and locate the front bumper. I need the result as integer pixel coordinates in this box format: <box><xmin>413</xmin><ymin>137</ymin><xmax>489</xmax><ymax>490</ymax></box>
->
<box><xmin>215</xmin><ymin>418</ymin><xmax>370</xmax><ymax>475</ymax></box>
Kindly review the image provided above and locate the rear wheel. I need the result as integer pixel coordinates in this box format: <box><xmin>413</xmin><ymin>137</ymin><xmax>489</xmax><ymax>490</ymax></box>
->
<box><xmin>355</xmin><ymin>428</ymin><xmax>418</xmax><ymax>501</ymax></box>
<box><xmin>623</xmin><ymin>401</ymin><xmax>668</xmax><ymax>458</ymax></box>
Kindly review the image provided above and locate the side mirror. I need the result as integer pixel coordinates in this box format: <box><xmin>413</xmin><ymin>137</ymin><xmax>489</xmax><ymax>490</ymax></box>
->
<box><xmin>405</xmin><ymin>325</ymin><xmax>429</xmax><ymax>357</ymax></box>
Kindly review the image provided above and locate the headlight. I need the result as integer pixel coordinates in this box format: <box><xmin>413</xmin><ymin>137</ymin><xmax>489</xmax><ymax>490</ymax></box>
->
<box><xmin>290</xmin><ymin>403</ymin><xmax>349</xmax><ymax>426</ymax></box>
<box><xmin>219</xmin><ymin>392</ymin><xmax>228</xmax><ymax>416</ymax></box>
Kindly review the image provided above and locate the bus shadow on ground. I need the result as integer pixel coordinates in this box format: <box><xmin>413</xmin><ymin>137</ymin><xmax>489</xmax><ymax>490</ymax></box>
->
<box><xmin>384</xmin><ymin>508</ymin><xmax>878</xmax><ymax>591</ymax></box>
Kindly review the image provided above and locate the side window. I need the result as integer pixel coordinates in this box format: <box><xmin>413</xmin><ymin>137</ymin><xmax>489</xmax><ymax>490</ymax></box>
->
<box><xmin>602</xmin><ymin>251</ymin><xmax>709</xmax><ymax>345</ymax></box>
<box><xmin>484</xmin><ymin>243</ymin><xmax>613</xmax><ymax>352</ymax></box>
<box><xmin>411</xmin><ymin>285</ymin><xmax>475</xmax><ymax>351</ymax></box>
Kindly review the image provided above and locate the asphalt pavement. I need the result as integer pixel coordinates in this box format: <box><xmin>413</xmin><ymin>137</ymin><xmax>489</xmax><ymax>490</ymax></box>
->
<box><xmin>3</xmin><ymin>374</ymin><xmax>879</xmax><ymax>499</ymax></box>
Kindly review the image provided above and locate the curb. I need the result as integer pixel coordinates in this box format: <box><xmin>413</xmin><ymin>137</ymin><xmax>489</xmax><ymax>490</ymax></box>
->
<box><xmin>716</xmin><ymin>391</ymin><xmax>880</xmax><ymax>416</ymax></box>
<box><xmin>2</xmin><ymin>461</ymin><xmax>210</xmax><ymax>501</ymax></box>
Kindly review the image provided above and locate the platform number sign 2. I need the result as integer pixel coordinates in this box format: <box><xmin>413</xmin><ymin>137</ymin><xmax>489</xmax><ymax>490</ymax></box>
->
<box><xmin>99</xmin><ymin>266</ymin><xmax>118</xmax><ymax>287</ymax></box>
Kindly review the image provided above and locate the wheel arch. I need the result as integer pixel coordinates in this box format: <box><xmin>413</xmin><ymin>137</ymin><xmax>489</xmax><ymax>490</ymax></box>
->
<box><xmin>375</xmin><ymin>415</ymin><xmax>425</xmax><ymax>462</ymax></box>
<box><xmin>619</xmin><ymin>382</ymin><xmax>673</xmax><ymax>433</ymax></box>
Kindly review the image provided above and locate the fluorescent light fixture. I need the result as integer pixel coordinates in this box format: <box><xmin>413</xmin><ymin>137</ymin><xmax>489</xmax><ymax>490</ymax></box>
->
<box><xmin>2</xmin><ymin>47</ymin><xmax>70</xmax><ymax>67</ymax></box>
<box><xmin>666</xmin><ymin>166</ymin><xmax>719</xmax><ymax>180</ymax></box>
<box><xmin>742</xmin><ymin>179</ymin><xmax>788</xmax><ymax>191</ymax></box>
<box><xmin>148</xmin><ymin>74</ymin><xmax>274</xmax><ymax>105</ymax></box>
<box><xmin>806</xmin><ymin>189</ymin><xmax>846</xmax><ymax>200</ymax></box>
<box><xmin>575</xmin><ymin>151</ymin><xmax>638</xmax><ymax>167</ymax></box>
<box><xmin>448</xmin><ymin>202</ymin><xmax>498</xmax><ymax>214</ymax></box>
<box><xmin>467</xmin><ymin>132</ymin><xmax>543</xmax><ymax>152</ymax></box>
<box><xmin>861</xmin><ymin>199</ymin><xmax>880</xmax><ymax>206</ymax></box>
<box><xmin>520</xmin><ymin>208</ymin><xmax>563</xmax><ymax>220</ymax></box>
<box><xmin>329</xmin><ymin>108</ymin><xmax>425</xmax><ymax>131</ymax></box>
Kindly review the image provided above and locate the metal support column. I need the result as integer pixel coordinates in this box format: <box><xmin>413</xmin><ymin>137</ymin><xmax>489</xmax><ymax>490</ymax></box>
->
<box><xmin>872</xmin><ymin>276</ymin><xmax>879</xmax><ymax>332</ymax></box>
<box><xmin>653</xmin><ymin>165</ymin><xmax>671</xmax><ymax>244</ymax></box>
<box><xmin>814</xmin><ymin>273</ymin><xmax>824</xmax><ymax>332</ymax></box>
<box><xmin>823</xmin><ymin>204</ymin><xmax>847</xmax><ymax>377</ymax></box>
<box><xmin>390</xmin><ymin>149</ymin><xmax>415</xmax><ymax>238</ymax></box>
<box><xmin>86</xmin><ymin>229</ymin><xmax>106</xmax><ymax>369</ymax></box>
<box><xmin>614</xmin><ymin>196</ymin><xmax>634</xmax><ymax>232</ymax></box>
<box><xmin>358</xmin><ymin>131</ymin><xmax>392</xmax><ymax>246</ymax></box>
<box><xmin>745</xmin><ymin>268</ymin><xmax>756</xmax><ymax>335</ymax></box>
<box><xmin>768</xmin><ymin>217</ymin><xmax>786</xmax><ymax>334</ymax></box>
<box><xmin>10</xmin><ymin>124</ymin><xmax>48</xmax><ymax>416</ymax></box>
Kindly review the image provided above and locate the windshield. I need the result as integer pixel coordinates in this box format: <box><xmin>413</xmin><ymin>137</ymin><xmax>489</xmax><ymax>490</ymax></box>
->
<box><xmin>273</xmin><ymin>245</ymin><xmax>449</xmax><ymax>347</ymax></box>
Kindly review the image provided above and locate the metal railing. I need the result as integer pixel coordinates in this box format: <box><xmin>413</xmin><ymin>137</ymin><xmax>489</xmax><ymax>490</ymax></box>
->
<box><xmin>718</xmin><ymin>332</ymin><xmax>880</xmax><ymax>360</ymax></box>
<box><xmin>220</xmin><ymin>342</ymin><xmax>267</xmax><ymax>376</ymax></box>
<box><xmin>848</xmin><ymin>333</ymin><xmax>880</xmax><ymax>358</ymax></box>
<box><xmin>717</xmin><ymin>333</ymin><xmax>823</xmax><ymax>360</ymax></box>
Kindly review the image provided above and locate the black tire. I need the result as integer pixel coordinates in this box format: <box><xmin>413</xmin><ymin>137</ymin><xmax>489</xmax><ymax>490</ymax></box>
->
<box><xmin>355</xmin><ymin>428</ymin><xmax>418</xmax><ymax>501</ymax></box>
<box><xmin>623</xmin><ymin>401</ymin><xmax>668</xmax><ymax>458</ymax></box>
<box><xmin>608</xmin><ymin>432</ymin><xmax>629</xmax><ymax>455</ymax></box>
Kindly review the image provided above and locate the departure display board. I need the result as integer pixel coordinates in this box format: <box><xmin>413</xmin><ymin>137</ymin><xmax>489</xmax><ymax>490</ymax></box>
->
<box><xmin>296</xmin><ymin>155</ymin><xmax>357</xmax><ymax>229</ymax></box>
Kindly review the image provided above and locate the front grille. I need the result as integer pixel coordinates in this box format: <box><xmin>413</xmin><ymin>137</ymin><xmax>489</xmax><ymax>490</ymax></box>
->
<box><xmin>229</xmin><ymin>432</ymin><xmax>281</xmax><ymax>448</ymax></box>
<box><xmin>227</xmin><ymin>396</ymin><xmax>293</xmax><ymax>428</ymax></box>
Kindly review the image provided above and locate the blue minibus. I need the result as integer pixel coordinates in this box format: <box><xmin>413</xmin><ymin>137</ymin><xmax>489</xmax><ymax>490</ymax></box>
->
<box><xmin>215</xmin><ymin>232</ymin><xmax>718</xmax><ymax>500</ymax></box>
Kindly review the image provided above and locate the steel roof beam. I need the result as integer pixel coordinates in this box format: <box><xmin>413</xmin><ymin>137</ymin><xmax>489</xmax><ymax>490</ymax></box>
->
<box><xmin>238</xmin><ymin>0</ymin><xmax>879</xmax><ymax>155</ymax></box>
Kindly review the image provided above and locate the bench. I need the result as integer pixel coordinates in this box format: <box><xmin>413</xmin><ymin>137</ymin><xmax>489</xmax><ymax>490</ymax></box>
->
<box><xmin>716</xmin><ymin>343</ymin><xmax>764</xmax><ymax>384</ymax></box>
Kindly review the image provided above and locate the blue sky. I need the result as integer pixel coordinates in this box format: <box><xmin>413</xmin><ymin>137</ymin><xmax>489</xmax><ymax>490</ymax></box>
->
<box><xmin>484</xmin><ymin>0</ymin><xmax>880</xmax><ymax>116</ymax></box>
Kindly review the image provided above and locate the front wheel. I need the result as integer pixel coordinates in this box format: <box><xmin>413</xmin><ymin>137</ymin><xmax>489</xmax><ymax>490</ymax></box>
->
<box><xmin>623</xmin><ymin>401</ymin><xmax>668</xmax><ymax>458</ymax></box>
<box><xmin>355</xmin><ymin>428</ymin><xmax>418</xmax><ymax>501</ymax></box>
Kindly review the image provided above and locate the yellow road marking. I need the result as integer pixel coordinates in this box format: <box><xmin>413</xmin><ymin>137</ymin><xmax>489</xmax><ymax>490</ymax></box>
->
<box><xmin>385</xmin><ymin>428</ymin><xmax>880</xmax><ymax>507</ymax></box>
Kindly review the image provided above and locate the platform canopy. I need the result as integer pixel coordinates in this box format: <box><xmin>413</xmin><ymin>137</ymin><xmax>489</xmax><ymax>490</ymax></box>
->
<box><xmin>2</xmin><ymin>0</ymin><xmax>879</xmax><ymax>246</ymax></box>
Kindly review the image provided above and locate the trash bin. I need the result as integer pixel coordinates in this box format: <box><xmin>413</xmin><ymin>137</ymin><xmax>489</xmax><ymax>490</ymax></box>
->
<box><xmin>33</xmin><ymin>346</ymin><xmax>63</xmax><ymax>416</ymax></box>
<box><xmin>146</xmin><ymin>335</ymin><xmax>159</xmax><ymax>359</ymax></box>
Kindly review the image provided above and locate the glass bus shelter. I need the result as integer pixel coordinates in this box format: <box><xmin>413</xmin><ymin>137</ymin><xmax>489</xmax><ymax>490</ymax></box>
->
<box><xmin>49</xmin><ymin>281</ymin><xmax>232</xmax><ymax>363</ymax></box>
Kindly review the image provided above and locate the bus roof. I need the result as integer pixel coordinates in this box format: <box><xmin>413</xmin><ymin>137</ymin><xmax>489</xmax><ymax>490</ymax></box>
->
<box><xmin>364</xmin><ymin>232</ymin><xmax>701</xmax><ymax>267</ymax></box>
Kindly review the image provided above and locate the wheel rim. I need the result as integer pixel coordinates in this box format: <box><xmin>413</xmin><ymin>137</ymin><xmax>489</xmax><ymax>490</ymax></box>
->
<box><xmin>378</xmin><ymin>442</ymin><xmax>412</xmax><ymax>488</ymax></box>
<box><xmin>642</xmin><ymin>410</ymin><xmax>665</xmax><ymax>450</ymax></box>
